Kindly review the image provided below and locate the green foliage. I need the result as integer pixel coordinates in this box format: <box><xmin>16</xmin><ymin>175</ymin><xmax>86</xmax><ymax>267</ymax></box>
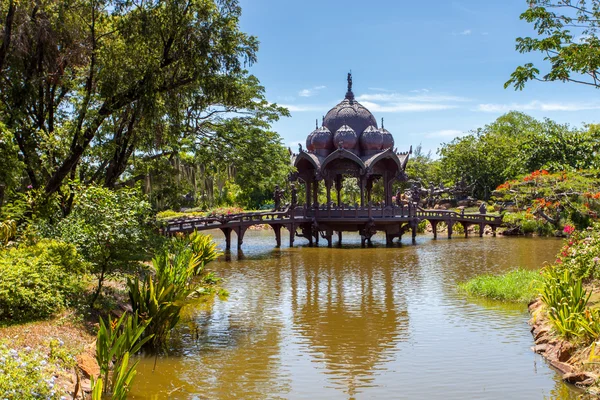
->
<box><xmin>494</xmin><ymin>170</ymin><xmax>600</xmax><ymax>232</ymax></box>
<box><xmin>405</xmin><ymin>144</ymin><xmax>443</xmax><ymax>186</ymax></box>
<box><xmin>0</xmin><ymin>240</ymin><xmax>86</xmax><ymax>321</ymax></box>
<box><xmin>507</xmin><ymin>1</ymin><xmax>600</xmax><ymax>91</ymax></box>
<box><xmin>541</xmin><ymin>268</ymin><xmax>591</xmax><ymax>339</ymax></box>
<box><xmin>0</xmin><ymin>342</ymin><xmax>63</xmax><ymax>399</ymax></box>
<box><xmin>0</xmin><ymin>217</ymin><xmax>16</xmax><ymax>246</ymax></box>
<box><xmin>128</xmin><ymin>233</ymin><xmax>221</xmax><ymax>349</ymax></box>
<box><xmin>96</xmin><ymin>313</ymin><xmax>151</xmax><ymax>397</ymax></box>
<box><xmin>55</xmin><ymin>185</ymin><xmax>153</xmax><ymax>303</ymax></box>
<box><xmin>460</xmin><ymin>269</ymin><xmax>542</xmax><ymax>303</ymax></box>
<box><xmin>553</xmin><ymin>224</ymin><xmax>600</xmax><ymax>281</ymax></box>
<box><xmin>0</xmin><ymin>0</ymin><xmax>289</xmax><ymax>210</ymax></box>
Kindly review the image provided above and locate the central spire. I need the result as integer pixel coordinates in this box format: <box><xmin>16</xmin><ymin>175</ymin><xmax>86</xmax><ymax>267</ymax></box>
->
<box><xmin>345</xmin><ymin>71</ymin><xmax>355</xmax><ymax>101</ymax></box>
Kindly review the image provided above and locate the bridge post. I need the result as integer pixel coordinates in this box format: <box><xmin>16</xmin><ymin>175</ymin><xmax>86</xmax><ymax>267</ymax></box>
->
<box><xmin>464</xmin><ymin>223</ymin><xmax>469</xmax><ymax>238</ymax></box>
<box><xmin>220</xmin><ymin>227</ymin><xmax>232</xmax><ymax>250</ymax></box>
<box><xmin>431</xmin><ymin>220</ymin><xmax>438</xmax><ymax>239</ymax></box>
<box><xmin>411</xmin><ymin>222</ymin><xmax>417</xmax><ymax>243</ymax></box>
<box><xmin>479</xmin><ymin>223</ymin><xmax>485</xmax><ymax>237</ymax></box>
<box><xmin>492</xmin><ymin>225</ymin><xmax>497</xmax><ymax>237</ymax></box>
<box><xmin>326</xmin><ymin>229</ymin><xmax>333</xmax><ymax>248</ymax></box>
<box><xmin>447</xmin><ymin>220</ymin><xmax>453</xmax><ymax>239</ymax></box>
<box><xmin>386</xmin><ymin>233</ymin><xmax>394</xmax><ymax>246</ymax></box>
<box><xmin>234</xmin><ymin>226</ymin><xmax>247</xmax><ymax>249</ymax></box>
<box><xmin>273</xmin><ymin>224</ymin><xmax>282</xmax><ymax>248</ymax></box>
<box><xmin>289</xmin><ymin>223</ymin><xmax>295</xmax><ymax>247</ymax></box>
<box><xmin>337</xmin><ymin>231</ymin><xmax>342</xmax><ymax>247</ymax></box>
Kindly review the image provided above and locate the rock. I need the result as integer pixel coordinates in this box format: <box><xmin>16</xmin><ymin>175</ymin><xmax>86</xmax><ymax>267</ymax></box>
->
<box><xmin>76</xmin><ymin>353</ymin><xmax>100</xmax><ymax>379</ymax></box>
<box><xmin>550</xmin><ymin>360</ymin><xmax>573</xmax><ymax>375</ymax></box>
<box><xmin>563</xmin><ymin>372</ymin><xmax>597</xmax><ymax>385</ymax></box>
<box><xmin>532</xmin><ymin>344</ymin><xmax>547</xmax><ymax>354</ymax></box>
<box><xmin>557</xmin><ymin>342</ymin><xmax>575</xmax><ymax>362</ymax></box>
<box><xmin>535</xmin><ymin>333</ymin><xmax>551</xmax><ymax>345</ymax></box>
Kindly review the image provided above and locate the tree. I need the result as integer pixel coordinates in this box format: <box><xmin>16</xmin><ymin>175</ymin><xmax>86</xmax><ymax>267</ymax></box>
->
<box><xmin>56</xmin><ymin>185</ymin><xmax>153</xmax><ymax>304</ymax></box>
<box><xmin>506</xmin><ymin>0</ymin><xmax>600</xmax><ymax>90</ymax></box>
<box><xmin>0</xmin><ymin>0</ymin><xmax>287</xmax><ymax>206</ymax></box>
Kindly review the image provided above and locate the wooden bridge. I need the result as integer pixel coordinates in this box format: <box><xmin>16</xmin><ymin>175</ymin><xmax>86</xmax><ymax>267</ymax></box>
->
<box><xmin>164</xmin><ymin>205</ymin><xmax>503</xmax><ymax>250</ymax></box>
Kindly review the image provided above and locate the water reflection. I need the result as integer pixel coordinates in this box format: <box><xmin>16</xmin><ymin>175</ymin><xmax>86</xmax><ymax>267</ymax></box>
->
<box><xmin>131</xmin><ymin>231</ymin><xmax>579</xmax><ymax>400</ymax></box>
<box><xmin>289</xmin><ymin>248</ymin><xmax>410</xmax><ymax>397</ymax></box>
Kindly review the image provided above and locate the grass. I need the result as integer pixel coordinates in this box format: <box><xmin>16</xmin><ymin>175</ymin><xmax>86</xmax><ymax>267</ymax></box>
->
<box><xmin>459</xmin><ymin>268</ymin><xmax>542</xmax><ymax>303</ymax></box>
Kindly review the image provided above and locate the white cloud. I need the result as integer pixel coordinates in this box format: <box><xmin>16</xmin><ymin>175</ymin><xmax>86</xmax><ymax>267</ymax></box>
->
<box><xmin>360</xmin><ymin>101</ymin><xmax>458</xmax><ymax>113</ymax></box>
<box><xmin>459</xmin><ymin>29</ymin><xmax>472</xmax><ymax>35</ymax></box>
<box><xmin>280</xmin><ymin>104</ymin><xmax>324</xmax><ymax>112</ymax></box>
<box><xmin>298</xmin><ymin>85</ymin><xmax>327</xmax><ymax>97</ymax></box>
<box><xmin>410</xmin><ymin>88</ymin><xmax>430</xmax><ymax>94</ymax></box>
<box><xmin>357</xmin><ymin>93</ymin><xmax>471</xmax><ymax>103</ymax></box>
<box><xmin>475</xmin><ymin>100</ymin><xmax>600</xmax><ymax>113</ymax></box>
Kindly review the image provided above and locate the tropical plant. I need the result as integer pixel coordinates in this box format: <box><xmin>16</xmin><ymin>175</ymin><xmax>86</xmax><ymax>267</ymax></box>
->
<box><xmin>96</xmin><ymin>313</ymin><xmax>152</xmax><ymax>397</ymax></box>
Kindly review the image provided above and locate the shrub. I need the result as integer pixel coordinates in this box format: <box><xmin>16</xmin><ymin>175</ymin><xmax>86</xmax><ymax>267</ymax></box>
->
<box><xmin>541</xmin><ymin>268</ymin><xmax>591</xmax><ymax>339</ymax></box>
<box><xmin>0</xmin><ymin>341</ymin><xmax>64</xmax><ymax>399</ymax></box>
<box><xmin>459</xmin><ymin>268</ymin><xmax>541</xmax><ymax>303</ymax></box>
<box><xmin>56</xmin><ymin>185</ymin><xmax>154</xmax><ymax>304</ymax></box>
<box><xmin>95</xmin><ymin>313</ymin><xmax>151</xmax><ymax>398</ymax></box>
<box><xmin>554</xmin><ymin>223</ymin><xmax>600</xmax><ymax>280</ymax></box>
<box><xmin>0</xmin><ymin>240</ymin><xmax>86</xmax><ymax>321</ymax></box>
<box><xmin>129</xmin><ymin>233</ymin><xmax>221</xmax><ymax>349</ymax></box>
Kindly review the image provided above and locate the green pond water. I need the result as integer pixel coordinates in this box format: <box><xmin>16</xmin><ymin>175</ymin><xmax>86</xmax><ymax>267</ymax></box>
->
<box><xmin>130</xmin><ymin>231</ymin><xmax>588</xmax><ymax>399</ymax></box>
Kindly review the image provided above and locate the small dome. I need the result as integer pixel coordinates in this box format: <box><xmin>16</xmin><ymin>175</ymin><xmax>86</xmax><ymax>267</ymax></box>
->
<box><xmin>380</xmin><ymin>127</ymin><xmax>394</xmax><ymax>150</ymax></box>
<box><xmin>360</xmin><ymin>125</ymin><xmax>383</xmax><ymax>152</ymax></box>
<box><xmin>311</xmin><ymin>126</ymin><xmax>333</xmax><ymax>156</ymax></box>
<box><xmin>333</xmin><ymin>124</ymin><xmax>358</xmax><ymax>150</ymax></box>
<box><xmin>306</xmin><ymin>128</ymin><xmax>317</xmax><ymax>152</ymax></box>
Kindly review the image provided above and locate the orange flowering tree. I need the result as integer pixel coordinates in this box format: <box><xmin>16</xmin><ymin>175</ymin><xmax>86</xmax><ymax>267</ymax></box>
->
<box><xmin>494</xmin><ymin>170</ymin><xmax>600</xmax><ymax>230</ymax></box>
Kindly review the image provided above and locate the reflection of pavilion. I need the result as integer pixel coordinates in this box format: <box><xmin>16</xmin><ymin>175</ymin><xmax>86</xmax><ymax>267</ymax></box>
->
<box><xmin>290</xmin><ymin>251</ymin><xmax>409</xmax><ymax>398</ymax></box>
<box><xmin>292</xmin><ymin>73</ymin><xmax>410</xmax><ymax>207</ymax></box>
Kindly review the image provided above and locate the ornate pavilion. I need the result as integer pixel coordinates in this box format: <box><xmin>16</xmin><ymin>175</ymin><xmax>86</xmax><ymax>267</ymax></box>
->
<box><xmin>291</xmin><ymin>74</ymin><xmax>411</xmax><ymax>207</ymax></box>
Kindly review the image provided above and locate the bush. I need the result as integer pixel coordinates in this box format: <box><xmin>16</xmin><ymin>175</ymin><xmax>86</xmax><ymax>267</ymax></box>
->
<box><xmin>459</xmin><ymin>268</ymin><xmax>541</xmax><ymax>303</ymax></box>
<box><xmin>0</xmin><ymin>240</ymin><xmax>87</xmax><ymax>321</ymax></box>
<box><xmin>554</xmin><ymin>223</ymin><xmax>600</xmax><ymax>280</ymax></box>
<box><xmin>56</xmin><ymin>185</ymin><xmax>154</xmax><ymax>304</ymax></box>
<box><xmin>0</xmin><ymin>342</ymin><xmax>64</xmax><ymax>399</ymax></box>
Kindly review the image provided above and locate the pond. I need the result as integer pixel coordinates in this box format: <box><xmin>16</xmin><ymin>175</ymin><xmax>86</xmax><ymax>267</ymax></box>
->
<box><xmin>131</xmin><ymin>231</ymin><xmax>584</xmax><ymax>399</ymax></box>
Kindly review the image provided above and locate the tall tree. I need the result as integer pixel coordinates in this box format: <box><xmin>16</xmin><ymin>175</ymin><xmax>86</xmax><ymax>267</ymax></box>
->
<box><xmin>506</xmin><ymin>0</ymin><xmax>600</xmax><ymax>90</ymax></box>
<box><xmin>0</xmin><ymin>0</ymin><xmax>287</xmax><ymax>203</ymax></box>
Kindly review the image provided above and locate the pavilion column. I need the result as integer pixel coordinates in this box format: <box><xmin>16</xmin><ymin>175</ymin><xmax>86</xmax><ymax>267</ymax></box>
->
<box><xmin>366</xmin><ymin>178</ymin><xmax>373</xmax><ymax>204</ymax></box>
<box><xmin>312</xmin><ymin>180</ymin><xmax>319</xmax><ymax>208</ymax></box>
<box><xmin>305</xmin><ymin>179</ymin><xmax>311</xmax><ymax>207</ymax></box>
<box><xmin>335</xmin><ymin>175</ymin><xmax>343</xmax><ymax>206</ymax></box>
<box><xmin>359</xmin><ymin>177</ymin><xmax>365</xmax><ymax>207</ymax></box>
<box><xmin>325</xmin><ymin>179</ymin><xmax>332</xmax><ymax>208</ymax></box>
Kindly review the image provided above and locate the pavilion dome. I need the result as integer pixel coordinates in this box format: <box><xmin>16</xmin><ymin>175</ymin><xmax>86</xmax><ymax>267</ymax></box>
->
<box><xmin>360</xmin><ymin>125</ymin><xmax>383</xmax><ymax>153</ymax></box>
<box><xmin>380</xmin><ymin>126</ymin><xmax>394</xmax><ymax>150</ymax></box>
<box><xmin>333</xmin><ymin>124</ymin><xmax>358</xmax><ymax>151</ymax></box>
<box><xmin>306</xmin><ymin>127</ymin><xmax>318</xmax><ymax>152</ymax></box>
<box><xmin>311</xmin><ymin>126</ymin><xmax>333</xmax><ymax>156</ymax></box>
<box><xmin>323</xmin><ymin>99</ymin><xmax>378</xmax><ymax>138</ymax></box>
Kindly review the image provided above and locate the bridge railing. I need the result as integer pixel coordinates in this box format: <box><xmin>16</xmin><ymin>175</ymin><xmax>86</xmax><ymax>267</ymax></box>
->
<box><xmin>165</xmin><ymin>204</ymin><xmax>503</xmax><ymax>233</ymax></box>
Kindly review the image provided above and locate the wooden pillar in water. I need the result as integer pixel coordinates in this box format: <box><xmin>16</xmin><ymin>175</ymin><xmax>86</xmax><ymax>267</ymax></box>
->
<box><xmin>447</xmin><ymin>220</ymin><xmax>453</xmax><ymax>239</ymax></box>
<box><xmin>431</xmin><ymin>220</ymin><xmax>438</xmax><ymax>239</ymax></box>
<box><xmin>479</xmin><ymin>223</ymin><xmax>485</xmax><ymax>237</ymax></box>
<box><xmin>326</xmin><ymin>229</ymin><xmax>333</xmax><ymax>248</ymax></box>
<box><xmin>492</xmin><ymin>226</ymin><xmax>497</xmax><ymax>237</ymax></box>
<box><xmin>273</xmin><ymin>224</ymin><xmax>282</xmax><ymax>248</ymax></box>
<box><xmin>337</xmin><ymin>231</ymin><xmax>342</xmax><ymax>247</ymax></box>
<box><xmin>221</xmin><ymin>227</ymin><xmax>232</xmax><ymax>250</ymax></box>
<box><xmin>464</xmin><ymin>223</ymin><xmax>469</xmax><ymax>238</ymax></box>
<box><xmin>412</xmin><ymin>223</ymin><xmax>417</xmax><ymax>243</ymax></box>
<box><xmin>289</xmin><ymin>223</ymin><xmax>295</xmax><ymax>247</ymax></box>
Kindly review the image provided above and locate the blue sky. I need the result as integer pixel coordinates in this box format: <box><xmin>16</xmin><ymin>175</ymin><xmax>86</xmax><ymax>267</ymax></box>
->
<box><xmin>238</xmin><ymin>0</ymin><xmax>600</xmax><ymax>156</ymax></box>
